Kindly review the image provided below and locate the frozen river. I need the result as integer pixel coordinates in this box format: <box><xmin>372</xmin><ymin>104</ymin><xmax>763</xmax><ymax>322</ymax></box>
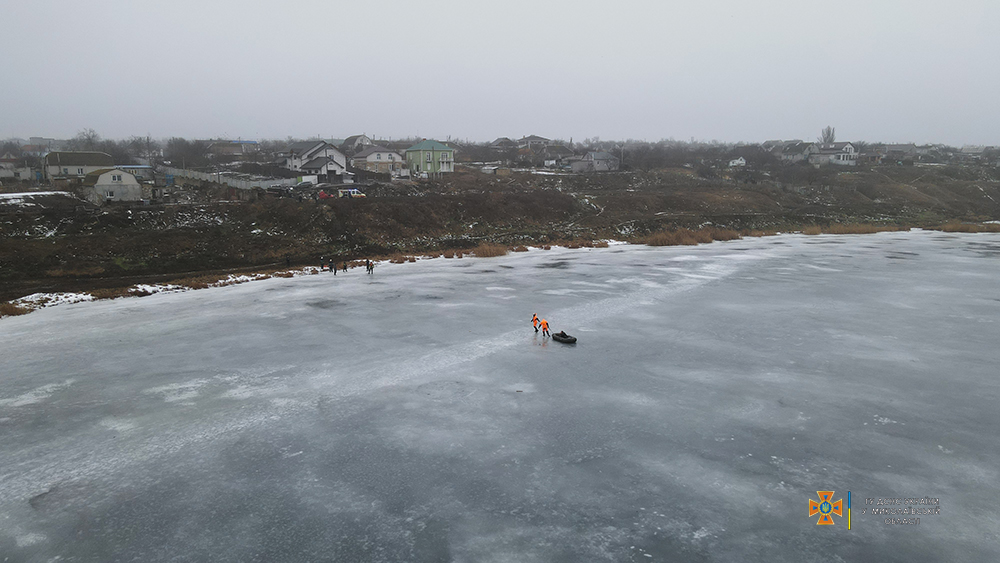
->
<box><xmin>1</xmin><ymin>230</ymin><xmax>999</xmax><ymax>562</ymax></box>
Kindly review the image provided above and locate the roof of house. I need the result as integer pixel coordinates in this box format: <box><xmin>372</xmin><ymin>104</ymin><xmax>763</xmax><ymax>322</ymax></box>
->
<box><xmin>819</xmin><ymin>142</ymin><xmax>853</xmax><ymax>150</ymax></box>
<box><xmin>405</xmin><ymin>140</ymin><xmax>454</xmax><ymax>152</ymax></box>
<box><xmin>342</xmin><ymin>135</ymin><xmax>370</xmax><ymax>145</ymax></box>
<box><xmin>815</xmin><ymin>142</ymin><xmax>855</xmax><ymax>154</ymax></box>
<box><xmin>353</xmin><ymin>146</ymin><xmax>400</xmax><ymax>159</ymax></box>
<box><xmin>490</xmin><ymin>137</ymin><xmax>517</xmax><ymax>146</ymax></box>
<box><xmin>286</xmin><ymin>141</ymin><xmax>326</xmax><ymax>155</ymax></box>
<box><xmin>779</xmin><ymin>142</ymin><xmax>813</xmax><ymax>154</ymax></box>
<box><xmin>543</xmin><ymin>145</ymin><xmax>574</xmax><ymax>157</ymax></box>
<box><xmin>301</xmin><ymin>157</ymin><xmax>333</xmax><ymax>170</ymax></box>
<box><xmin>45</xmin><ymin>151</ymin><xmax>114</xmax><ymax>167</ymax></box>
<box><xmin>82</xmin><ymin>168</ymin><xmax>134</xmax><ymax>187</ymax></box>
<box><xmin>519</xmin><ymin>135</ymin><xmax>549</xmax><ymax>143</ymax></box>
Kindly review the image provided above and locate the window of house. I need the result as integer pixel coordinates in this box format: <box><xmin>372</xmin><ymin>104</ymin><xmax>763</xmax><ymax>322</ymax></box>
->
<box><xmin>377</xmin><ymin>154</ymin><xmax>381</xmax><ymax>160</ymax></box>
<box><xmin>389</xmin><ymin>154</ymin><xmax>394</xmax><ymax>160</ymax></box>
<box><xmin>112</xmin><ymin>174</ymin><xmax>122</xmax><ymax>181</ymax></box>
<box><xmin>63</xmin><ymin>168</ymin><xmax>68</xmax><ymax>174</ymax></box>
<box><xmin>78</xmin><ymin>168</ymin><xmax>84</xmax><ymax>174</ymax></box>
<box><xmin>106</xmin><ymin>190</ymin><xmax>114</xmax><ymax>198</ymax></box>
<box><xmin>426</xmin><ymin>153</ymin><xmax>432</xmax><ymax>162</ymax></box>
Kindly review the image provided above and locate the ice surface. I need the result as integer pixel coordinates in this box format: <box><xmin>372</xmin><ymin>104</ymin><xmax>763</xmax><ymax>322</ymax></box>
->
<box><xmin>1</xmin><ymin>230</ymin><xmax>999</xmax><ymax>561</ymax></box>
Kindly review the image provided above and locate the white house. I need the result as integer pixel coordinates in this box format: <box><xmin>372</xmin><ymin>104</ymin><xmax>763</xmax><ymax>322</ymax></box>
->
<box><xmin>277</xmin><ymin>141</ymin><xmax>348</xmax><ymax>181</ymax></box>
<box><xmin>350</xmin><ymin>146</ymin><xmax>404</xmax><ymax>175</ymax></box>
<box><xmin>728</xmin><ymin>157</ymin><xmax>747</xmax><ymax>168</ymax></box>
<box><xmin>809</xmin><ymin>142</ymin><xmax>858</xmax><ymax>166</ymax></box>
<box><xmin>81</xmin><ymin>168</ymin><xmax>145</xmax><ymax>205</ymax></box>
<box><xmin>44</xmin><ymin>151</ymin><xmax>114</xmax><ymax>183</ymax></box>
<box><xmin>568</xmin><ymin>151</ymin><xmax>620</xmax><ymax>173</ymax></box>
<box><xmin>518</xmin><ymin>135</ymin><xmax>551</xmax><ymax>151</ymax></box>
<box><xmin>778</xmin><ymin>142</ymin><xmax>817</xmax><ymax>163</ymax></box>
<box><xmin>338</xmin><ymin>135</ymin><xmax>374</xmax><ymax>156</ymax></box>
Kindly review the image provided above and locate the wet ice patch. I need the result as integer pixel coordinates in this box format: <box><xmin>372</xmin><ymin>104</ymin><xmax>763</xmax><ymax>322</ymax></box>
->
<box><xmin>802</xmin><ymin>264</ymin><xmax>842</xmax><ymax>272</ymax></box>
<box><xmin>143</xmin><ymin>379</ymin><xmax>209</xmax><ymax>403</ymax></box>
<box><xmin>14</xmin><ymin>531</ymin><xmax>47</xmax><ymax>547</ymax></box>
<box><xmin>0</xmin><ymin>379</ymin><xmax>76</xmax><ymax>407</ymax></box>
<box><xmin>485</xmin><ymin>286</ymin><xmax>515</xmax><ymax>291</ymax></box>
<box><xmin>99</xmin><ymin>417</ymin><xmax>138</xmax><ymax>433</ymax></box>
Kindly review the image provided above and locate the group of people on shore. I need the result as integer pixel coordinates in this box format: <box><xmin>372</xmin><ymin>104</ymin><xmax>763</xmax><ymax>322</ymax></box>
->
<box><xmin>319</xmin><ymin>257</ymin><xmax>348</xmax><ymax>275</ymax></box>
<box><xmin>315</xmin><ymin>257</ymin><xmax>377</xmax><ymax>275</ymax></box>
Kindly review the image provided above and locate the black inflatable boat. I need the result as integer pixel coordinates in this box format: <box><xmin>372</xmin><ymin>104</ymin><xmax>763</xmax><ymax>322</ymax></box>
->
<box><xmin>551</xmin><ymin>332</ymin><xmax>577</xmax><ymax>344</ymax></box>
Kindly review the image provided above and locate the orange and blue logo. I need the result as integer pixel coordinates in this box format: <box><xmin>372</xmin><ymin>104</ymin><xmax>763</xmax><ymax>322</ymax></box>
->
<box><xmin>809</xmin><ymin>491</ymin><xmax>843</xmax><ymax>525</ymax></box>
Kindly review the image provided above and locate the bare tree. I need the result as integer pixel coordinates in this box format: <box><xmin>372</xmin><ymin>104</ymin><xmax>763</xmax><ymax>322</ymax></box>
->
<box><xmin>70</xmin><ymin>128</ymin><xmax>102</xmax><ymax>151</ymax></box>
<box><xmin>819</xmin><ymin>126</ymin><xmax>836</xmax><ymax>144</ymax></box>
<box><xmin>128</xmin><ymin>135</ymin><xmax>161</xmax><ymax>164</ymax></box>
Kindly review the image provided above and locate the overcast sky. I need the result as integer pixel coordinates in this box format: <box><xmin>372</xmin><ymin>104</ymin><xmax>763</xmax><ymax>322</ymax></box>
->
<box><xmin>2</xmin><ymin>0</ymin><xmax>997</xmax><ymax>145</ymax></box>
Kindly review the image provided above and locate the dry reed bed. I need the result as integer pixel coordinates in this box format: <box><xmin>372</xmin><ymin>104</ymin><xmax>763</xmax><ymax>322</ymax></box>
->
<box><xmin>0</xmin><ymin>302</ymin><xmax>30</xmax><ymax>317</ymax></box>
<box><xmin>802</xmin><ymin>224</ymin><xmax>910</xmax><ymax>235</ymax></box>
<box><xmin>471</xmin><ymin>243</ymin><xmax>509</xmax><ymax>257</ymax></box>
<box><xmin>935</xmin><ymin>222</ymin><xmax>1000</xmax><ymax>233</ymax></box>
<box><xmin>644</xmin><ymin>227</ymin><xmax>741</xmax><ymax>246</ymax></box>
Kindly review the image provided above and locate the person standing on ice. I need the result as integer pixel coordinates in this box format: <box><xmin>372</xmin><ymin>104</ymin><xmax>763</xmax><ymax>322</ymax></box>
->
<box><xmin>539</xmin><ymin>318</ymin><xmax>550</xmax><ymax>337</ymax></box>
<box><xmin>531</xmin><ymin>313</ymin><xmax>539</xmax><ymax>332</ymax></box>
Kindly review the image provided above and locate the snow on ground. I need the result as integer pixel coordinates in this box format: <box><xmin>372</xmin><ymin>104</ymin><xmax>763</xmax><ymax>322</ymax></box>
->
<box><xmin>1</xmin><ymin>230</ymin><xmax>999</xmax><ymax>562</ymax></box>
<box><xmin>0</xmin><ymin>191</ymin><xmax>74</xmax><ymax>207</ymax></box>
<box><xmin>12</xmin><ymin>292</ymin><xmax>94</xmax><ymax>309</ymax></box>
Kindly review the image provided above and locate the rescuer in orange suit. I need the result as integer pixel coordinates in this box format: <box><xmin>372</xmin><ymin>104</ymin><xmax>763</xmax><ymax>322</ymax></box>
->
<box><xmin>539</xmin><ymin>318</ymin><xmax>550</xmax><ymax>337</ymax></box>
<box><xmin>531</xmin><ymin>313</ymin><xmax>539</xmax><ymax>332</ymax></box>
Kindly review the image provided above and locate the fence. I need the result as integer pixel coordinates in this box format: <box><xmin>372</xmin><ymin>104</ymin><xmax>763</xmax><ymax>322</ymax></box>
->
<box><xmin>160</xmin><ymin>167</ymin><xmax>297</xmax><ymax>191</ymax></box>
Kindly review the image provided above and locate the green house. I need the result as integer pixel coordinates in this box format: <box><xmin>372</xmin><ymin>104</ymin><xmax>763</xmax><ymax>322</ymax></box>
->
<box><xmin>405</xmin><ymin>140</ymin><xmax>455</xmax><ymax>175</ymax></box>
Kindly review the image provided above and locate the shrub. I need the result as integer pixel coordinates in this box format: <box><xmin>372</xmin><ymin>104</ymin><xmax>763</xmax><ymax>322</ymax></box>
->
<box><xmin>592</xmin><ymin>240</ymin><xmax>609</xmax><ymax>248</ymax></box>
<box><xmin>802</xmin><ymin>226</ymin><xmax>822</xmax><ymax>235</ymax></box>
<box><xmin>443</xmin><ymin>250</ymin><xmax>455</xmax><ymax>258</ymax></box>
<box><xmin>408</xmin><ymin>256</ymin><xmax>417</xmax><ymax>262</ymax></box>
<box><xmin>512</xmin><ymin>245</ymin><xmax>529</xmax><ymax>252</ymax></box>
<box><xmin>456</xmin><ymin>251</ymin><xmax>463</xmax><ymax>258</ymax></box>
<box><xmin>542</xmin><ymin>245</ymin><xmax>551</xmax><ymax>250</ymax></box>
<box><xmin>472</xmin><ymin>243</ymin><xmax>508</xmax><ymax>257</ymax></box>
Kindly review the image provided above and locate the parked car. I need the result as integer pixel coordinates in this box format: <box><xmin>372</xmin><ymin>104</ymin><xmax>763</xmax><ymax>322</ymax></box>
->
<box><xmin>294</xmin><ymin>181</ymin><xmax>313</xmax><ymax>189</ymax></box>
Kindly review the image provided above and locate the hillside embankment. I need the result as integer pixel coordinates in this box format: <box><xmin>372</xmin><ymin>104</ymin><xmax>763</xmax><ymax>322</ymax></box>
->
<box><xmin>2</xmin><ymin>165</ymin><xmax>999</xmax><ymax>303</ymax></box>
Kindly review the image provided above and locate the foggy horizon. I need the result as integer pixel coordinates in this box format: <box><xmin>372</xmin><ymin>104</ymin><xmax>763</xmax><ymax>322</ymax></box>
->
<box><xmin>2</xmin><ymin>0</ymin><xmax>998</xmax><ymax>146</ymax></box>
